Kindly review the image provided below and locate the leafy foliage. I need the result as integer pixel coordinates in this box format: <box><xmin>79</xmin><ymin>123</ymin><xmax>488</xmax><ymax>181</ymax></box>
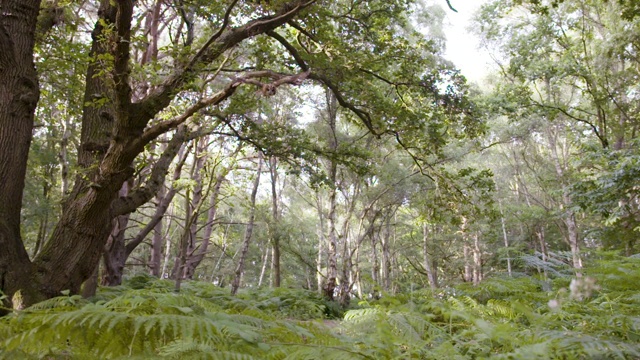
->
<box><xmin>2</xmin><ymin>254</ymin><xmax>639</xmax><ymax>359</ymax></box>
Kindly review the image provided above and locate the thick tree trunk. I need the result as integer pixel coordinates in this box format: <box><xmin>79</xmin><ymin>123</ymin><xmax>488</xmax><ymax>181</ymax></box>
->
<box><xmin>2</xmin><ymin>0</ymin><xmax>312</xmax><ymax>308</ymax></box>
<box><xmin>0</xmin><ymin>0</ymin><xmax>46</xmax><ymax>309</ymax></box>
<box><xmin>230</xmin><ymin>154</ymin><xmax>263</xmax><ymax>295</ymax></box>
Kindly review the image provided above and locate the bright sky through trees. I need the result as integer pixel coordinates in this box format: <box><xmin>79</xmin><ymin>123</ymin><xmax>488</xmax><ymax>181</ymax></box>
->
<box><xmin>444</xmin><ymin>0</ymin><xmax>495</xmax><ymax>83</ymax></box>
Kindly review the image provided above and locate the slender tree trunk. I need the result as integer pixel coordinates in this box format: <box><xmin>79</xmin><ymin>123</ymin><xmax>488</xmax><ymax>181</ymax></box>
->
<box><xmin>101</xmin><ymin>181</ymin><xmax>132</xmax><ymax>286</ymax></box>
<box><xmin>381</xmin><ymin>216</ymin><xmax>392</xmax><ymax>291</ymax></box>
<box><xmin>33</xmin><ymin>176</ymin><xmax>51</xmax><ymax>257</ymax></box>
<box><xmin>231</xmin><ymin>153</ymin><xmax>263</xmax><ymax>295</ymax></box>
<box><xmin>58</xmin><ymin>115</ymin><xmax>72</xmax><ymax>196</ymax></box>
<box><xmin>473</xmin><ymin>232</ymin><xmax>483</xmax><ymax>285</ymax></box>
<box><xmin>258</xmin><ymin>246</ymin><xmax>270</xmax><ymax>287</ymax></box>
<box><xmin>184</xmin><ymin>173</ymin><xmax>224</xmax><ymax>278</ymax></box>
<box><xmin>269</xmin><ymin>156</ymin><xmax>282</xmax><ymax>287</ymax></box>
<box><xmin>499</xmin><ymin>202</ymin><xmax>512</xmax><ymax>277</ymax></box>
<box><xmin>371</xmin><ymin>232</ymin><xmax>380</xmax><ymax>298</ymax></box>
<box><xmin>536</xmin><ymin>226</ymin><xmax>548</xmax><ymax>278</ymax></box>
<box><xmin>463</xmin><ymin>242</ymin><xmax>472</xmax><ymax>282</ymax></box>
<box><xmin>422</xmin><ymin>223</ymin><xmax>438</xmax><ymax>290</ymax></box>
<box><xmin>211</xmin><ymin>224</ymin><xmax>230</xmax><ymax>284</ymax></box>
<box><xmin>547</xmin><ymin>124</ymin><xmax>582</xmax><ymax>269</ymax></box>
<box><xmin>150</xmin><ymin>185</ymin><xmax>166</xmax><ymax>277</ymax></box>
<box><xmin>324</xmin><ymin>92</ymin><xmax>339</xmax><ymax>301</ymax></box>
<box><xmin>148</xmin><ymin>142</ymin><xmax>188</xmax><ymax>276</ymax></box>
<box><xmin>315</xmin><ymin>191</ymin><xmax>325</xmax><ymax>294</ymax></box>
<box><xmin>161</xmin><ymin>221</ymin><xmax>173</xmax><ymax>279</ymax></box>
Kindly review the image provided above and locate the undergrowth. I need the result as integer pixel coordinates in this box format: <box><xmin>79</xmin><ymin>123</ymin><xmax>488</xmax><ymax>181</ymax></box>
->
<box><xmin>1</xmin><ymin>253</ymin><xmax>639</xmax><ymax>359</ymax></box>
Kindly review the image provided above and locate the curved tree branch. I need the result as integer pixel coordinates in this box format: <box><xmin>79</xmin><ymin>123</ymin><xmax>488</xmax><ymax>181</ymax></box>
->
<box><xmin>267</xmin><ymin>30</ymin><xmax>380</xmax><ymax>135</ymax></box>
<box><xmin>130</xmin><ymin>0</ymin><xmax>316</xmax><ymax>128</ymax></box>
<box><xmin>128</xmin><ymin>69</ymin><xmax>311</xmax><ymax>154</ymax></box>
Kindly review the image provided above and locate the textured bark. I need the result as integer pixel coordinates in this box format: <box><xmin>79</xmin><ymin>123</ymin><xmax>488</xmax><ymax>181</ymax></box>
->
<box><xmin>230</xmin><ymin>154</ymin><xmax>263</xmax><ymax>295</ymax></box>
<box><xmin>2</xmin><ymin>0</ymin><xmax>313</xmax><ymax>307</ymax></box>
<box><xmin>101</xmin><ymin>181</ymin><xmax>132</xmax><ymax>286</ymax></box>
<box><xmin>0</xmin><ymin>0</ymin><xmax>44</xmax><ymax>309</ymax></box>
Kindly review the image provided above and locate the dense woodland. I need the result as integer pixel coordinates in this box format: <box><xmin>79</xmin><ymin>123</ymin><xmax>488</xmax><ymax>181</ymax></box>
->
<box><xmin>0</xmin><ymin>0</ymin><xmax>639</xmax><ymax>358</ymax></box>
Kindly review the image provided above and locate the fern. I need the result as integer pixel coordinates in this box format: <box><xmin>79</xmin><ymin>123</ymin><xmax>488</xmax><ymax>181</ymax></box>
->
<box><xmin>3</xmin><ymin>253</ymin><xmax>640</xmax><ymax>359</ymax></box>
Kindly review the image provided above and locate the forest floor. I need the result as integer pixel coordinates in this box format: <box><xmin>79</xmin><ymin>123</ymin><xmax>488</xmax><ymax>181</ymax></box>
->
<box><xmin>1</xmin><ymin>251</ymin><xmax>639</xmax><ymax>359</ymax></box>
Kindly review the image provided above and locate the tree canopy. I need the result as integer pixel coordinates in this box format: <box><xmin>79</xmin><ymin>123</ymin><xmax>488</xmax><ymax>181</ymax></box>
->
<box><xmin>1</xmin><ymin>0</ymin><xmax>639</xmax><ymax>357</ymax></box>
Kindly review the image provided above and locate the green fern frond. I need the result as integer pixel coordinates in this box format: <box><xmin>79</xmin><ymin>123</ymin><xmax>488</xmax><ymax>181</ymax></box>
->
<box><xmin>158</xmin><ymin>341</ymin><xmax>257</xmax><ymax>360</ymax></box>
<box><xmin>23</xmin><ymin>294</ymin><xmax>88</xmax><ymax>311</ymax></box>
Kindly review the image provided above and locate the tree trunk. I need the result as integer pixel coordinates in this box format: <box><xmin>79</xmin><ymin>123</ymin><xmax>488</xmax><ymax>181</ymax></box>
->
<box><xmin>211</xmin><ymin>224</ymin><xmax>231</xmax><ymax>285</ymax></box>
<box><xmin>498</xmin><ymin>201</ymin><xmax>512</xmax><ymax>277</ymax></box>
<box><xmin>150</xmin><ymin>186</ymin><xmax>166</xmax><ymax>277</ymax></box>
<box><xmin>315</xmin><ymin>191</ymin><xmax>325</xmax><ymax>294</ymax></box>
<box><xmin>381</xmin><ymin>216</ymin><xmax>392</xmax><ymax>292</ymax></box>
<box><xmin>547</xmin><ymin>124</ymin><xmax>583</xmax><ymax>269</ymax></box>
<box><xmin>324</xmin><ymin>92</ymin><xmax>339</xmax><ymax>301</ymax></box>
<box><xmin>371</xmin><ymin>232</ymin><xmax>380</xmax><ymax>298</ymax></box>
<box><xmin>422</xmin><ymin>223</ymin><xmax>438</xmax><ymax>290</ymax></box>
<box><xmin>101</xmin><ymin>181</ymin><xmax>132</xmax><ymax>286</ymax></box>
<box><xmin>258</xmin><ymin>246</ymin><xmax>270</xmax><ymax>287</ymax></box>
<box><xmin>185</xmin><ymin>173</ymin><xmax>225</xmax><ymax>278</ymax></box>
<box><xmin>230</xmin><ymin>153</ymin><xmax>263</xmax><ymax>295</ymax></box>
<box><xmin>1</xmin><ymin>0</ymin><xmax>312</xmax><ymax>308</ymax></box>
<box><xmin>0</xmin><ymin>0</ymin><xmax>50</xmax><ymax>309</ymax></box>
<box><xmin>269</xmin><ymin>156</ymin><xmax>282</xmax><ymax>287</ymax></box>
<box><xmin>463</xmin><ymin>242</ymin><xmax>472</xmax><ymax>283</ymax></box>
<box><xmin>473</xmin><ymin>232</ymin><xmax>483</xmax><ymax>285</ymax></box>
<box><xmin>536</xmin><ymin>226</ymin><xmax>548</xmax><ymax>278</ymax></box>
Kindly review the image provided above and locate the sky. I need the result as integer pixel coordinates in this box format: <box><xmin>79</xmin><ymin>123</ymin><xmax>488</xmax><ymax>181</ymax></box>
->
<box><xmin>441</xmin><ymin>0</ymin><xmax>496</xmax><ymax>84</ymax></box>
